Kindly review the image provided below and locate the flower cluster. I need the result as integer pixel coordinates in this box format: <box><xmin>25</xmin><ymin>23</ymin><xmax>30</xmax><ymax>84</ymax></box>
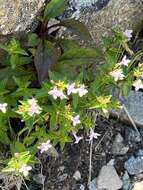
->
<box><xmin>67</xmin><ymin>83</ymin><xmax>88</xmax><ymax>97</ymax></box>
<box><xmin>19</xmin><ymin>164</ymin><xmax>32</xmax><ymax>177</ymax></box>
<box><xmin>0</xmin><ymin>103</ymin><xmax>8</xmax><ymax>113</ymax></box>
<box><xmin>109</xmin><ymin>55</ymin><xmax>131</xmax><ymax>82</ymax></box>
<box><xmin>123</xmin><ymin>29</ymin><xmax>133</xmax><ymax>41</ymax></box>
<box><xmin>110</xmin><ymin>68</ymin><xmax>125</xmax><ymax>82</ymax></box>
<box><xmin>71</xmin><ymin>115</ymin><xmax>81</xmax><ymax>126</ymax></box>
<box><xmin>17</xmin><ymin>98</ymin><xmax>42</xmax><ymax>118</ymax></box>
<box><xmin>48</xmin><ymin>82</ymin><xmax>88</xmax><ymax>100</ymax></box>
<box><xmin>38</xmin><ymin>140</ymin><xmax>52</xmax><ymax>154</ymax></box>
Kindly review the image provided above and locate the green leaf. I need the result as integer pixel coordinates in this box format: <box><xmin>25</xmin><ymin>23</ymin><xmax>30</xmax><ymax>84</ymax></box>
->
<box><xmin>59</xmin><ymin>48</ymin><xmax>100</xmax><ymax>66</ymax></box>
<box><xmin>57</xmin><ymin>39</ymin><xmax>78</xmax><ymax>52</ymax></box>
<box><xmin>54</xmin><ymin>19</ymin><xmax>92</xmax><ymax>41</ymax></box>
<box><xmin>34</xmin><ymin>40</ymin><xmax>60</xmax><ymax>84</ymax></box>
<box><xmin>28</xmin><ymin>33</ymin><xmax>40</xmax><ymax>47</ymax></box>
<box><xmin>10</xmin><ymin>142</ymin><xmax>26</xmax><ymax>154</ymax></box>
<box><xmin>44</xmin><ymin>0</ymin><xmax>68</xmax><ymax>21</ymax></box>
<box><xmin>0</xmin><ymin>129</ymin><xmax>10</xmax><ymax>145</ymax></box>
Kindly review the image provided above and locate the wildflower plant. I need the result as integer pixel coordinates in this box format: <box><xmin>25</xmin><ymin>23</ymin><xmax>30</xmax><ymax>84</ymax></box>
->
<box><xmin>0</xmin><ymin>0</ymin><xmax>142</xmax><ymax>186</ymax></box>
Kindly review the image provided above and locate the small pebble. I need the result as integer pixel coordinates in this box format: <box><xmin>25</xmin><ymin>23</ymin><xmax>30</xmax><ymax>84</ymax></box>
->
<box><xmin>124</xmin><ymin>156</ymin><xmax>143</xmax><ymax>175</ymax></box>
<box><xmin>97</xmin><ymin>165</ymin><xmax>123</xmax><ymax>190</ymax></box>
<box><xmin>73</xmin><ymin>170</ymin><xmax>81</xmax><ymax>181</ymax></box>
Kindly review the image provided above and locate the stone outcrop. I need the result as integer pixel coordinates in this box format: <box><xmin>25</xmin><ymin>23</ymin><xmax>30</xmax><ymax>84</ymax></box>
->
<box><xmin>0</xmin><ymin>0</ymin><xmax>45</xmax><ymax>35</ymax></box>
<box><xmin>67</xmin><ymin>0</ymin><xmax>143</xmax><ymax>45</ymax></box>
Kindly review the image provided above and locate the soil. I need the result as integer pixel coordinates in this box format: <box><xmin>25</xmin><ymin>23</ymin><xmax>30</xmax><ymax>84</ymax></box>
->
<box><xmin>27</xmin><ymin>116</ymin><xmax>143</xmax><ymax>190</ymax></box>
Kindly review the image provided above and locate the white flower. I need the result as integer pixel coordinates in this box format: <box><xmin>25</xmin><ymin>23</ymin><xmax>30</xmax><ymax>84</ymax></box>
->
<box><xmin>48</xmin><ymin>87</ymin><xmax>67</xmax><ymax>100</ymax></box>
<box><xmin>89</xmin><ymin>128</ymin><xmax>101</xmax><ymax>141</ymax></box>
<box><xmin>72</xmin><ymin>131</ymin><xmax>83</xmax><ymax>144</ymax></box>
<box><xmin>133</xmin><ymin>79</ymin><xmax>143</xmax><ymax>91</ymax></box>
<box><xmin>118</xmin><ymin>55</ymin><xmax>130</xmax><ymax>67</ymax></box>
<box><xmin>38</xmin><ymin>140</ymin><xmax>52</xmax><ymax>154</ymax></box>
<box><xmin>0</xmin><ymin>103</ymin><xmax>8</xmax><ymax>113</ymax></box>
<box><xmin>123</xmin><ymin>29</ymin><xmax>133</xmax><ymax>41</ymax></box>
<box><xmin>19</xmin><ymin>164</ymin><xmax>32</xmax><ymax>177</ymax></box>
<box><xmin>77</xmin><ymin>85</ymin><xmax>88</xmax><ymax>97</ymax></box>
<box><xmin>27</xmin><ymin>98</ymin><xmax>42</xmax><ymax>116</ymax></box>
<box><xmin>71</xmin><ymin>115</ymin><xmax>81</xmax><ymax>126</ymax></box>
<box><xmin>110</xmin><ymin>69</ymin><xmax>125</xmax><ymax>81</ymax></box>
<box><xmin>67</xmin><ymin>83</ymin><xmax>78</xmax><ymax>95</ymax></box>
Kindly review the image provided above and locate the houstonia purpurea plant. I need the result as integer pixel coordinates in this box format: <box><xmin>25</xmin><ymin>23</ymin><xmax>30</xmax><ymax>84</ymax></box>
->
<box><xmin>0</xmin><ymin>0</ymin><xmax>143</xmax><ymax>185</ymax></box>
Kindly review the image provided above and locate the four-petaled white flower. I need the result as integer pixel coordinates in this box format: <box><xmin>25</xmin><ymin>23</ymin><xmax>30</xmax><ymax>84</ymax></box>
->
<box><xmin>48</xmin><ymin>87</ymin><xmax>67</xmax><ymax>100</ymax></box>
<box><xmin>19</xmin><ymin>164</ymin><xmax>32</xmax><ymax>177</ymax></box>
<box><xmin>67</xmin><ymin>83</ymin><xmax>78</xmax><ymax>95</ymax></box>
<box><xmin>27</xmin><ymin>98</ymin><xmax>42</xmax><ymax>116</ymax></box>
<box><xmin>110</xmin><ymin>69</ymin><xmax>125</xmax><ymax>81</ymax></box>
<box><xmin>0</xmin><ymin>103</ymin><xmax>8</xmax><ymax>113</ymax></box>
<box><xmin>118</xmin><ymin>55</ymin><xmax>130</xmax><ymax>67</ymax></box>
<box><xmin>89</xmin><ymin>128</ymin><xmax>101</xmax><ymax>141</ymax></box>
<box><xmin>72</xmin><ymin>131</ymin><xmax>83</xmax><ymax>144</ymax></box>
<box><xmin>133</xmin><ymin>79</ymin><xmax>143</xmax><ymax>91</ymax></box>
<box><xmin>38</xmin><ymin>140</ymin><xmax>52</xmax><ymax>154</ymax></box>
<box><xmin>123</xmin><ymin>29</ymin><xmax>133</xmax><ymax>41</ymax></box>
<box><xmin>71</xmin><ymin>115</ymin><xmax>81</xmax><ymax>126</ymax></box>
<box><xmin>77</xmin><ymin>85</ymin><xmax>88</xmax><ymax>97</ymax></box>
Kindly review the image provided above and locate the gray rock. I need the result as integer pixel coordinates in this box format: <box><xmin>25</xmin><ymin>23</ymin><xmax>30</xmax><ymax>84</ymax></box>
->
<box><xmin>33</xmin><ymin>173</ymin><xmax>46</xmax><ymax>185</ymax></box>
<box><xmin>133</xmin><ymin>181</ymin><xmax>143</xmax><ymax>190</ymax></box>
<box><xmin>80</xmin><ymin>184</ymin><xmax>85</xmax><ymax>190</ymax></box>
<box><xmin>0</xmin><ymin>0</ymin><xmax>45</xmax><ymax>35</ymax></box>
<box><xmin>112</xmin><ymin>133</ymin><xmax>129</xmax><ymax>155</ymax></box>
<box><xmin>73</xmin><ymin>170</ymin><xmax>81</xmax><ymax>181</ymax></box>
<box><xmin>97</xmin><ymin>165</ymin><xmax>123</xmax><ymax>190</ymax></box>
<box><xmin>65</xmin><ymin>0</ymin><xmax>143</xmax><ymax>46</ymax></box>
<box><xmin>122</xmin><ymin>171</ymin><xmax>131</xmax><ymax>190</ymax></box>
<box><xmin>110</xmin><ymin>91</ymin><xmax>143</xmax><ymax>127</ymax></box>
<box><xmin>124</xmin><ymin>156</ymin><xmax>143</xmax><ymax>175</ymax></box>
<box><xmin>125</xmin><ymin>128</ymin><xmax>141</xmax><ymax>143</ymax></box>
<box><xmin>89</xmin><ymin>178</ymin><xmax>97</xmax><ymax>190</ymax></box>
<box><xmin>58</xmin><ymin>173</ymin><xmax>68</xmax><ymax>182</ymax></box>
<box><xmin>136</xmin><ymin>149</ymin><xmax>143</xmax><ymax>157</ymax></box>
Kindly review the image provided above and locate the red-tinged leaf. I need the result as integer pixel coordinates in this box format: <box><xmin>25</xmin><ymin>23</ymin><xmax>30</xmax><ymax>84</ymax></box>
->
<box><xmin>34</xmin><ymin>40</ymin><xmax>60</xmax><ymax>84</ymax></box>
<box><xmin>51</xmin><ymin>19</ymin><xmax>92</xmax><ymax>41</ymax></box>
<box><xmin>44</xmin><ymin>0</ymin><xmax>68</xmax><ymax>21</ymax></box>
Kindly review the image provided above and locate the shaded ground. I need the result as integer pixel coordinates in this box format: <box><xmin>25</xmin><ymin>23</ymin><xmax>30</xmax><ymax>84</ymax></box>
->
<box><xmin>28</xmin><ymin>116</ymin><xmax>143</xmax><ymax>190</ymax></box>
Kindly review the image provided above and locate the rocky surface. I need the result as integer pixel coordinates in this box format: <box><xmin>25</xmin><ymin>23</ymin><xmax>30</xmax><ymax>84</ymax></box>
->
<box><xmin>110</xmin><ymin>90</ymin><xmax>143</xmax><ymax>127</ymax></box>
<box><xmin>64</xmin><ymin>0</ymin><xmax>143</xmax><ymax>46</ymax></box>
<box><xmin>0</xmin><ymin>0</ymin><xmax>45</xmax><ymax>35</ymax></box>
<box><xmin>97</xmin><ymin>165</ymin><xmax>123</xmax><ymax>190</ymax></box>
<box><xmin>124</xmin><ymin>156</ymin><xmax>143</xmax><ymax>175</ymax></box>
<box><xmin>112</xmin><ymin>133</ymin><xmax>129</xmax><ymax>155</ymax></box>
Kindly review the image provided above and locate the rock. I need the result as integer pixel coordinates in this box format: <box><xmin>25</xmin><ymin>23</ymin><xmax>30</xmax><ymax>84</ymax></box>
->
<box><xmin>33</xmin><ymin>173</ymin><xmax>46</xmax><ymax>185</ymax></box>
<box><xmin>112</xmin><ymin>133</ymin><xmax>129</xmax><ymax>155</ymax></box>
<box><xmin>97</xmin><ymin>165</ymin><xmax>123</xmax><ymax>190</ymax></box>
<box><xmin>136</xmin><ymin>149</ymin><xmax>143</xmax><ymax>157</ymax></box>
<box><xmin>122</xmin><ymin>171</ymin><xmax>131</xmax><ymax>190</ymax></box>
<box><xmin>80</xmin><ymin>184</ymin><xmax>85</xmax><ymax>190</ymax></box>
<box><xmin>65</xmin><ymin>0</ymin><xmax>143</xmax><ymax>46</ymax></box>
<box><xmin>124</xmin><ymin>156</ymin><xmax>143</xmax><ymax>175</ymax></box>
<box><xmin>58</xmin><ymin>173</ymin><xmax>68</xmax><ymax>182</ymax></box>
<box><xmin>110</xmin><ymin>90</ymin><xmax>143</xmax><ymax>127</ymax></box>
<box><xmin>125</xmin><ymin>128</ymin><xmax>141</xmax><ymax>143</ymax></box>
<box><xmin>133</xmin><ymin>181</ymin><xmax>143</xmax><ymax>190</ymax></box>
<box><xmin>89</xmin><ymin>178</ymin><xmax>97</xmax><ymax>190</ymax></box>
<box><xmin>73</xmin><ymin>170</ymin><xmax>81</xmax><ymax>181</ymax></box>
<box><xmin>0</xmin><ymin>0</ymin><xmax>45</xmax><ymax>35</ymax></box>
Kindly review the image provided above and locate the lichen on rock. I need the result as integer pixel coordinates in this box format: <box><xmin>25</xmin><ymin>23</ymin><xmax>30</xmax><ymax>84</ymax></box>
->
<box><xmin>65</xmin><ymin>0</ymin><xmax>143</xmax><ymax>46</ymax></box>
<box><xmin>0</xmin><ymin>0</ymin><xmax>45</xmax><ymax>35</ymax></box>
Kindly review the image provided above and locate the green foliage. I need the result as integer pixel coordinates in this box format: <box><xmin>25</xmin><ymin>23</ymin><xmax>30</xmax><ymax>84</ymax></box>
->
<box><xmin>43</xmin><ymin>0</ymin><xmax>68</xmax><ymax>21</ymax></box>
<box><xmin>0</xmin><ymin>0</ymin><xmax>142</xmax><ymax>182</ymax></box>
